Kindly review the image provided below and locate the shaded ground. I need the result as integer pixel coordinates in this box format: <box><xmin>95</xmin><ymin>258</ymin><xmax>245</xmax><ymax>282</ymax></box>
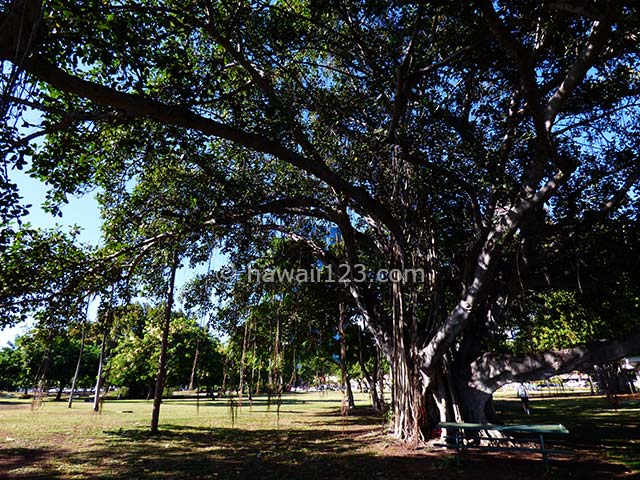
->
<box><xmin>0</xmin><ymin>391</ymin><xmax>638</xmax><ymax>479</ymax></box>
<box><xmin>496</xmin><ymin>393</ymin><xmax>640</xmax><ymax>476</ymax></box>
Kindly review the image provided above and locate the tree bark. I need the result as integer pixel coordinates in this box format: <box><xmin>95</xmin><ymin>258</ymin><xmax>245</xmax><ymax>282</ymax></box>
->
<box><xmin>453</xmin><ymin>381</ymin><xmax>495</xmax><ymax>424</ymax></box>
<box><xmin>150</xmin><ymin>251</ymin><xmax>178</xmax><ymax>434</ymax></box>
<box><xmin>188</xmin><ymin>338</ymin><xmax>199</xmax><ymax>391</ymax></box>
<box><xmin>390</xmin><ymin>279</ymin><xmax>426</xmax><ymax>443</ymax></box>
<box><xmin>55</xmin><ymin>381</ymin><xmax>63</xmax><ymax>401</ymax></box>
<box><xmin>92</xmin><ymin>329</ymin><xmax>107</xmax><ymax>412</ymax></box>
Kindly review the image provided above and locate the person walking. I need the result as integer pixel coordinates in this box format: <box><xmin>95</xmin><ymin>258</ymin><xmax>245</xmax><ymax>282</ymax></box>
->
<box><xmin>517</xmin><ymin>383</ymin><xmax>531</xmax><ymax>415</ymax></box>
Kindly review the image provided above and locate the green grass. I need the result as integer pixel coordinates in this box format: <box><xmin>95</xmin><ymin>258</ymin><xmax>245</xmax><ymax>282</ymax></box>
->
<box><xmin>0</xmin><ymin>391</ymin><xmax>391</xmax><ymax>480</ymax></box>
<box><xmin>495</xmin><ymin>394</ymin><xmax>640</xmax><ymax>475</ymax></box>
<box><xmin>0</xmin><ymin>391</ymin><xmax>638</xmax><ymax>479</ymax></box>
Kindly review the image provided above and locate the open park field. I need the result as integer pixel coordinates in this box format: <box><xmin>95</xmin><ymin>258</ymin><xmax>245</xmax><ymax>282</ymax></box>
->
<box><xmin>0</xmin><ymin>391</ymin><xmax>638</xmax><ymax>480</ymax></box>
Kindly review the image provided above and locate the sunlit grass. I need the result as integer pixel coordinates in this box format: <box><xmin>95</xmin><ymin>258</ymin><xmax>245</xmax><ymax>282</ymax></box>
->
<box><xmin>0</xmin><ymin>391</ymin><xmax>638</xmax><ymax>479</ymax></box>
<box><xmin>0</xmin><ymin>391</ymin><xmax>381</xmax><ymax>479</ymax></box>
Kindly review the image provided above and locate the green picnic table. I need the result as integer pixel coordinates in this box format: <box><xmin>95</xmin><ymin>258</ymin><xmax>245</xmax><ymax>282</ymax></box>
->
<box><xmin>436</xmin><ymin>422</ymin><xmax>570</xmax><ymax>468</ymax></box>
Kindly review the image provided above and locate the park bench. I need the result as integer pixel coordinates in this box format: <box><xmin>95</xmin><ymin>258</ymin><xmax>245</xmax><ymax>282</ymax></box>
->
<box><xmin>435</xmin><ymin>422</ymin><xmax>571</xmax><ymax>469</ymax></box>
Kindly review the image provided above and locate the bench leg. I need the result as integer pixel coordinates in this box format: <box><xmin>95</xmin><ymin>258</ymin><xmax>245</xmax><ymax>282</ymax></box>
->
<box><xmin>456</xmin><ymin>430</ymin><xmax>462</xmax><ymax>466</ymax></box>
<box><xmin>539</xmin><ymin>434</ymin><xmax>549</xmax><ymax>470</ymax></box>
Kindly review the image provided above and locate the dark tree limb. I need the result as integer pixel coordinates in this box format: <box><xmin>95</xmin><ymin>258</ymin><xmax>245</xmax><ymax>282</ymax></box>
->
<box><xmin>0</xmin><ymin>3</ymin><xmax>403</xmax><ymax>242</ymax></box>
<box><xmin>544</xmin><ymin>18</ymin><xmax>613</xmax><ymax>130</ymax></box>
<box><xmin>419</xmin><ymin>171</ymin><xmax>569</xmax><ymax>372</ymax></box>
<box><xmin>468</xmin><ymin>328</ymin><xmax>640</xmax><ymax>393</ymax></box>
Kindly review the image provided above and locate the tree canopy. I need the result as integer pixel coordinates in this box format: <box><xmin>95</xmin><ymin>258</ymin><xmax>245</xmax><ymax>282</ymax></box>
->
<box><xmin>1</xmin><ymin>0</ymin><xmax>639</xmax><ymax>441</ymax></box>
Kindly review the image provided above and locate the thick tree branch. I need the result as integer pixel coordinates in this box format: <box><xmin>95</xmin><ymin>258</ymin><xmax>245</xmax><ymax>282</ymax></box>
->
<box><xmin>598</xmin><ymin>163</ymin><xmax>640</xmax><ymax>215</ymax></box>
<box><xmin>468</xmin><ymin>327</ymin><xmax>640</xmax><ymax>393</ymax></box>
<box><xmin>419</xmin><ymin>171</ymin><xmax>568</xmax><ymax>372</ymax></box>
<box><xmin>478</xmin><ymin>0</ymin><xmax>576</xmax><ymax>182</ymax></box>
<box><xmin>544</xmin><ymin>18</ymin><xmax>613</xmax><ymax>130</ymax></box>
<box><xmin>3</xmin><ymin>52</ymin><xmax>402</xmax><ymax>238</ymax></box>
<box><xmin>198</xmin><ymin>9</ymin><xmax>405</xmax><ymax>246</ymax></box>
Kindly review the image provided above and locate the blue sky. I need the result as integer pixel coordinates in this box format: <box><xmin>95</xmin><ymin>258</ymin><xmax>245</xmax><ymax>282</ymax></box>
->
<box><xmin>11</xmin><ymin>168</ymin><xmax>103</xmax><ymax>243</ymax></box>
<box><xmin>1</xmin><ymin>167</ymin><xmax>102</xmax><ymax>346</ymax></box>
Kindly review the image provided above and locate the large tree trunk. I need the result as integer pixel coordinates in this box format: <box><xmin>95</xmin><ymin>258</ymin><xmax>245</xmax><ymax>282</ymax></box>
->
<box><xmin>389</xmin><ymin>280</ymin><xmax>427</xmax><ymax>443</ymax></box>
<box><xmin>150</xmin><ymin>251</ymin><xmax>178</xmax><ymax>434</ymax></box>
<box><xmin>55</xmin><ymin>381</ymin><xmax>63</xmax><ymax>401</ymax></box>
<box><xmin>446</xmin><ymin>306</ymin><xmax>500</xmax><ymax>424</ymax></box>
<box><xmin>453</xmin><ymin>381</ymin><xmax>495</xmax><ymax>424</ymax></box>
<box><xmin>391</xmin><ymin>351</ymin><xmax>425</xmax><ymax>443</ymax></box>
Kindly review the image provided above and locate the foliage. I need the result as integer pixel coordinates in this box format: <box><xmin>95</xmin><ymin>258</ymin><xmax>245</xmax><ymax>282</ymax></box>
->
<box><xmin>107</xmin><ymin>305</ymin><xmax>223</xmax><ymax>397</ymax></box>
<box><xmin>9</xmin><ymin>325</ymin><xmax>100</xmax><ymax>391</ymax></box>
<box><xmin>0</xmin><ymin>226</ymin><xmax>94</xmax><ymax>327</ymax></box>
<box><xmin>0</xmin><ymin>344</ymin><xmax>26</xmax><ymax>391</ymax></box>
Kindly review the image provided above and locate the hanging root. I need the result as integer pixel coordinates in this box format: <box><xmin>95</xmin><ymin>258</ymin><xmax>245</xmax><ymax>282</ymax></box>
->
<box><xmin>227</xmin><ymin>396</ymin><xmax>238</xmax><ymax>427</ymax></box>
<box><xmin>30</xmin><ymin>379</ymin><xmax>45</xmax><ymax>411</ymax></box>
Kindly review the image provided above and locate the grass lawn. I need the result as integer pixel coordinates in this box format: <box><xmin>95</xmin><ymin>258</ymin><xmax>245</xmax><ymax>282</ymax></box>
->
<box><xmin>0</xmin><ymin>391</ymin><xmax>638</xmax><ymax>479</ymax></box>
<box><xmin>496</xmin><ymin>393</ymin><xmax>640</xmax><ymax>475</ymax></box>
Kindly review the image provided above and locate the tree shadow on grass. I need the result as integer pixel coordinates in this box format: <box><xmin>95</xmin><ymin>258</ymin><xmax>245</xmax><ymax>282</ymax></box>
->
<box><xmin>0</xmin><ymin>447</ymin><xmax>51</xmax><ymax>477</ymax></box>
<box><xmin>0</xmin><ymin>400</ymin><xmax>30</xmax><ymax>407</ymax></box>
<box><xmin>42</xmin><ymin>425</ymin><xmax>393</xmax><ymax>480</ymax></box>
<box><xmin>2</xmin><ymin>398</ymin><xmax>637</xmax><ymax>480</ymax></box>
<box><xmin>304</xmin><ymin>406</ymin><xmax>388</xmax><ymax>429</ymax></box>
<box><xmin>1</xmin><ymin>424</ymin><xmax>634</xmax><ymax>480</ymax></box>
